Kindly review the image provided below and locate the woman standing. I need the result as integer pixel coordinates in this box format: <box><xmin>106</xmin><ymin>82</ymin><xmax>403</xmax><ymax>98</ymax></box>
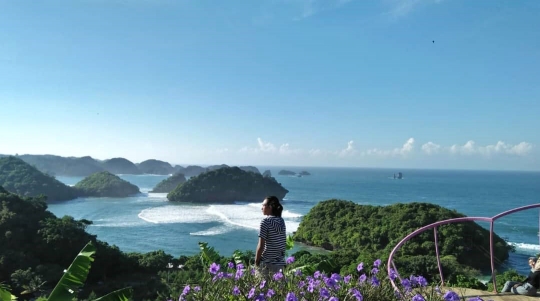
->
<box><xmin>255</xmin><ymin>196</ymin><xmax>286</xmax><ymax>279</ymax></box>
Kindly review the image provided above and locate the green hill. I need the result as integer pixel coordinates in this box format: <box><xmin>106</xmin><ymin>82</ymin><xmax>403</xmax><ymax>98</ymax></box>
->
<box><xmin>167</xmin><ymin>166</ymin><xmax>288</xmax><ymax>203</ymax></box>
<box><xmin>18</xmin><ymin>154</ymin><xmax>104</xmax><ymax>176</ymax></box>
<box><xmin>101</xmin><ymin>157</ymin><xmax>142</xmax><ymax>174</ymax></box>
<box><xmin>0</xmin><ymin>156</ymin><xmax>78</xmax><ymax>201</ymax></box>
<box><xmin>293</xmin><ymin>199</ymin><xmax>511</xmax><ymax>274</ymax></box>
<box><xmin>150</xmin><ymin>173</ymin><xmax>187</xmax><ymax>193</ymax></box>
<box><xmin>137</xmin><ymin>159</ymin><xmax>174</xmax><ymax>175</ymax></box>
<box><xmin>74</xmin><ymin>171</ymin><xmax>140</xmax><ymax>197</ymax></box>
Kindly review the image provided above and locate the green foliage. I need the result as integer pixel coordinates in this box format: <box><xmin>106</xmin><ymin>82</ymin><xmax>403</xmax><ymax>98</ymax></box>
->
<box><xmin>293</xmin><ymin>199</ymin><xmax>511</xmax><ymax>281</ymax></box>
<box><xmin>168</xmin><ymin>166</ymin><xmax>289</xmax><ymax>203</ymax></box>
<box><xmin>74</xmin><ymin>171</ymin><xmax>140</xmax><ymax>197</ymax></box>
<box><xmin>150</xmin><ymin>173</ymin><xmax>186</xmax><ymax>193</ymax></box>
<box><xmin>0</xmin><ymin>156</ymin><xmax>78</xmax><ymax>201</ymax></box>
<box><xmin>198</xmin><ymin>242</ymin><xmax>221</xmax><ymax>267</ymax></box>
<box><xmin>137</xmin><ymin>159</ymin><xmax>174</xmax><ymax>175</ymax></box>
<box><xmin>448</xmin><ymin>274</ymin><xmax>487</xmax><ymax>290</ymax></box>
<box><xmin>101</xmin><ymin>158</ymin><xmax>141</xmax><ymax>175</ymax></box>
<box><xmin>17</xmin><ymin>155</ymin><xmax>104</xmax><ymax>177</ymax></box>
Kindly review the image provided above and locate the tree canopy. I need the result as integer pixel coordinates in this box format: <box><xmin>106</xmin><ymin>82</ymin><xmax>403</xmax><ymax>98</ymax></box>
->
<box><xmin>74</xmin><ymin>171</ymin><xmax>140</xmax><ymax>197</ymax></box>
<box><xmin>167</xmin><ymin>166</ymin><xmax>288</xmax><ymax>203</ymax></box>
<box><xmin>0</xmin><ymin>156</ymin><xmax>78</xmax><ymax>201</ymax></box>
<box><xmin>293</xmin><ymin>199</ymin><xmax>511</xmax><ymax>275</ymax></box>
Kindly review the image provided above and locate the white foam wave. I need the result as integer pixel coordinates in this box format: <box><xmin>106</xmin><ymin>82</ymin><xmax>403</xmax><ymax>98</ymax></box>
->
<box><xmin>138</xmin><ymin>205</ymin><xmax>215</xmax><ymax>224</ymax></box>
<box><xmin>510</xmin><ymin>242</ymin><xmax>540</xmax><ymax>253</ymax></box>
<box><xmin>190</xmin><ymin>226</ymin><xmax>231</xmax><ymax>236</ymax></box>
<box><xmin>147</xmin><ymin>193</ymin><xmax>168</xmax><ymax>198</ymax></box>
<box><xmin>91</xmin><ymin>222</ymin><xmax>143</xmax><ymax>227</ymax></box>
<box><xmin>137</xmin><ymin>203</ymin><xmax>301</xmax><ymax>233</ymax></box>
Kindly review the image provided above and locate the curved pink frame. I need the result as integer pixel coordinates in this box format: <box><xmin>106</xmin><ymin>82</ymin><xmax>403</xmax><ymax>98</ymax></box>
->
<box><xmin>387</xmin><ymin>203</ymin><xmax>540</xmax><ymax>292</ymax></box>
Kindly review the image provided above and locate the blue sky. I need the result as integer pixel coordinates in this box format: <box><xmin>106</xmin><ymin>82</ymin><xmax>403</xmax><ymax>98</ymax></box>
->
<box><xmin>0</xmin><ymin>0</ymin><xmax>539</xmax><ymax>170</ymax></box>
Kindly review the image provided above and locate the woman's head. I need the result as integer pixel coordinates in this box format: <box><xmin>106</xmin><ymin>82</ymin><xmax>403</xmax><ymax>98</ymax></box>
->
<box><xmin>261</xmin><ymin>196</ymin><xmax>283</xmax><ymax>217</ymax></box>
<box><xmin>534</xmin><ymin>258</ymin><xmax>540</xmax><ymax>271</ymax></box>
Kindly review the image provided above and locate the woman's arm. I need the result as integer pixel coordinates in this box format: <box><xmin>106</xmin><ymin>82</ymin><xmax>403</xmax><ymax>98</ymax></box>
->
<box><xmin>255</xmin><ymin>237</ymin><xmax>265</xmax><ymax>266</ymax></box>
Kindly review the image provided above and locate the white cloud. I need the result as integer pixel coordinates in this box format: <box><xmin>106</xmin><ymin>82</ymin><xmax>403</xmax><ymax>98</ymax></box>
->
<box><xmin>421</xmin><ymin>142</ymin><xmax>441</xmax><ymax>155</ymax></box>
<box><xmin>239</xmin><ymin>138</ymin><xmax>302</xmax><ymax>155</ymax></box>
<box><xmin>338</xmin><ymin>140</ymin><xmax>356</xmax><ymax>157</ymax></box>
<box><xmin>364</xmin><ymin>138</ymin><xmax>415</xmax><ymax>157</ymax></box>
<box><xmin>449</xmin><ymin>140</ymin><xmax>533</xmax><ymax>157</ymax></box>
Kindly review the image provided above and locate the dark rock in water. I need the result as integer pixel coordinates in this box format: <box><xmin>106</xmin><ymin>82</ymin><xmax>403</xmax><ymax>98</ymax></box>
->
<box><xmin>262</xmin><ymin>170</ymin><xmax>272</xmax><ymax>177</ymax></box>
<box><xmin>393</xmin><ymin>172</ymin><xmax>403</xmax><ymax>179</ymax></box>
<box><xmin>101</xmin><ymin>157</ymin><xmax>142</xmax><ymax>174</ymax></box>
<box><xmin>278</xmin><ymin>170</ymin><xmax>296</xmax><ymax>176</ymax></box>
<box><xmin>299</xmin><ymin>171</ymin><xmax>311</xmax><ymax>176</ymax></box>
<box><xmin>167</xmin><ymin>166</ymin><xmax>288</xmax><ymax>203</ymax></box>
<box><xmin>137</xmin><ymin>159</ymin><xmax>175</xmax><ymax>175</ymax></box>
<box><xmin>0</xmin><ymin>156</ymin><xmax>78</xmax><ymax>201</ymax></box>
<box><xmin>151</xmin><ymin>173</ymin><xmax>187</xmax><ymax>193</ymax></box>
<box><xmin>74</xmin><ymin>171</ymin><xmax>140</xmax><ymax>197</ymax></box>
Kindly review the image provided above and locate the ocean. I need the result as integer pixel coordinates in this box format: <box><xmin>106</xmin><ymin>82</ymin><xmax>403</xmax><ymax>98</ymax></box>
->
<box><xmin>49</xmin><ymin>167</ymin><xmax>540</xmax><ymax>276</ymax></box>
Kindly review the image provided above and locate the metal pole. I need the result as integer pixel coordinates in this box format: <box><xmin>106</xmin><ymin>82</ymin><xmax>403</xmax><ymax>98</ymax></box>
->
<box><xmin>434</xmin><ymin>227</ymin><xmax>444</xmax><ymax>286</ymax></box>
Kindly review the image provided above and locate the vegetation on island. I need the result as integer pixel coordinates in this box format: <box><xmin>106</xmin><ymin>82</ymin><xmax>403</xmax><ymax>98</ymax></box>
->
<box><xmin>293</xmin><ymin>199</ymin><xmax>512</xmax><ymax>283</ymax></box>
<box><xmin>0</xmin><ymin>156</ymin><xmax>78</xmax><ymax>201</ymax></box>
<box><xmin>150</xmin><ymin>173</ymin><xmax>187</xmax><ymax>193</ymax></box>
<box><xmin>101</xmin><ymin>158</ymin><xmax>141</xmax><ymax>175</ymax></box>
<box><xmin>74</xmin><ymin>171</ymin><xmax>140</xmax><ymax>197</ymax></box>
<box><xmin>16</xmin><ymin>154</ymin><xmax>105</xmax><ymax>177</ymax></box>
<box><xmin>137</xmin><ymin>159</ymin><xmax>175</xmax><ymax>175</ymax></box>
<box><xmin>278</xmin><ymin>169</ymin><xmax>296</xmax><ymax>175</ymax></box>
<box><xmin>299</xmin><ymin>170</ymin><xmax>311</xmax><ymax>176</ymax></box>
<box><xmin>167</xmin><ymin>166</ymin><xmax>288</xmax><ymax>203</ymax></box>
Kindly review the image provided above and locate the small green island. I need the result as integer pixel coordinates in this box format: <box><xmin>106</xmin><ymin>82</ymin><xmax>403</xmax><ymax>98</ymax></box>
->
<box><xmin>101</xmin><ymin>157</ymin><xmax>142</xmax><ymax>175</ymax></box>
<box><xmin>278</xmin><ymin>169</ymin><xmax>296</xmax><ymax>176</ymax></box>
<box><xmin>167</xmin><ymin>166</ymin><xmax>289</xmax><ymax>203</ymax></box>
<box><xmin>74</xmin><ymin>171</ymin><xmax>140</xmax><ymax>197</ymax></box>
<box><xmin>150</xmin><ymin>173</ymin><xmax>187</xmax><ymax>193</ymax></box>
<box><xmin>0</xmin><ymin>156</ymin><xmax>78</xmax><ymax>201</ymax></box>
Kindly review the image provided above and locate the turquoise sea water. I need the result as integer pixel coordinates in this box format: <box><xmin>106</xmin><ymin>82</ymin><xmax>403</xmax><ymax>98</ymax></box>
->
<box><xmin>49</xmin><ymin>168</ymin><xmax>540</xmax><ymax>276</ymax></box>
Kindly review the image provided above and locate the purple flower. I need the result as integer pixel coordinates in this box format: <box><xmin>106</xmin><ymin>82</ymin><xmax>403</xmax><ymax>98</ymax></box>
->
<box><xmin>325</xmin><ymin>277</ymin><xmax>337</xmax><ymax>289</ymax></box>
<box><xmin>232</xmin><ymin>286</ymin><xmax>240</xmax><ymax>296</ymax></box>
<box><xmin>416</xmin><ymin>276</ymin><xmax>428</xmax><ymax>287</ymax></box>
<box><xmin>212</xmin><ymin>272</ymin><xmax>224</xmax><ymax>282</ymax></box>
<box><xmin>330</xmin><ymin>273</ymin><xmax>341</xmax><ymax>281</ymax></box>
<box><xmin>314</xmin><ymin>271</ymin><xmax>322</xmax><ymax>278</ymax></box>
<box><xmin>467</xmin><ymin>298</ymin><xmax>484</xmax><ymax>301</ymax></box>
<box><xmin>295</xmin><ymin>269</ymin><xmax>302</xmax><ymax>276</ymax></box>
<box><xmin>235</xmin><ymin>269</ymin><xmax>244</xmax><ymax>280</ymax></box>
<box><xmin>320</xmin><ymin>288</ymin><xmax>330</xmax><ymax>298</ymax></box>
<box><xmin>193</xmin><ymin>286</ymin><xmax>200</xmax><ymax>292</ymax></box>
<box><xmin>329</xmin><ymin>297</ymin><xmax>339</xmax><ymax>301</ymax></box>
<box><xmin>444</xmin><ymin>291</ymin><xmax>460</xmax><ymax>301</ymax></box>
<box><xmin>273</xmin><ymin>271</ymin><xmax>284</xmax><ymax>281</ymax></box>
<box><xmin>266</xmin><ymin>289</ymin><xmax>275</xmax><ymax>298</ymax></box>
<box><xmin>371</xmin><ymin>276</ymin><xmax>380</xmax><ymax>287</ymax></box>
<box><xmin>359</xmin><ymin>274</ymin><xmax>367</xmax><ymax>283</ymax></box>
<box><xmin>208</xmin><ymin>263</ymin><xmax>220</xmax><ymax>274</ymax></box>
<box><xmin>237</xmin><ymin>263</ymin><xmax>244</xmax><ymax>270</ymax></box>
<box><xmin>255</xmin><ymin>293</ymin><xmax>265</xmax><ymax>301</ymax></box>
<box><xmin>286</xmin><ymin>256</ymin><xmax>295</xmax><ymax>264</ymax></box>
<box><xmin>401</xmin><ymin>278</ymin><xmax>412</xmax><ymax>292</ymax></box>
<box><xmin>181</xmin><ymin>285</ymin><xmax>190</xmax><ymax>295</ymax></box>
<box><xmin>389</xmin><ymin>269</ymin><xmax>397</xmax><ymax>281</ymax></box>
<box><xmin>371</xmin><ymin>267</ymin><xmax>379</xmax><ymax>275</ymax></box>
<box><xmin>412</xmin><ymin>294</ymin><xmax>426</xmax><ymax>301</ymax></box>
<box><xmin>248</xmin><ymin>287</ymin><xmax>255</xmax><ymax>299</ymax></box>
<box><xmin>286</xmin><ymin>292</ymin><xmax>298</xmax><ymax>301</ymax></box>
<box><xmin>344</xmin><ymin>275</ymin><xmax>352</xmax><ymax>283</ymax></box>
<box><xmin>409</xmin><ymin>275</ymin><xmax>418</xmax><ymax>286</ymax></box>
<box><xmin>357</xmin><ymin>263</ymin><xmax>364</xmax><ymax>272</ymax></box>
<box><xmin>350</xmin><ymin>289</ymin><xmax>363</xmax><ymax>301</ymax></box>
<box><xmin>298</xmin><ymin>281</ymin><xmax>306</xmax><ymax>288</ymax></box>
<box><xmin>260</xmin><ymin>280</ymin><xmax>266</xmax><ymax>289</ymax></box>
<box><xmin>228</xmin><ymin>262</ymin><xmax>234</xmax><ymax>269</ymax></box>
<box><xmin>373</xmin><ymin>259</ymin><xmax>382</xmax><ymax>267</ymax></box>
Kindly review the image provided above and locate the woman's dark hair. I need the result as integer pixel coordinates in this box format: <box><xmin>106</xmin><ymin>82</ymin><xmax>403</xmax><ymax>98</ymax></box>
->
<box><xmin>265</xmin><ymin>196</ymin><xmax>283</xmax><ymax>217</ymax></box>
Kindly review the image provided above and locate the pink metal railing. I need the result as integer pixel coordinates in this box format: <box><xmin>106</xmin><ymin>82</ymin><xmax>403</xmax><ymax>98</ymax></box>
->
<box><xmin>387</xmin><ymin>203</ymin><xmax>540</xmax><ymax>292</ymax></box>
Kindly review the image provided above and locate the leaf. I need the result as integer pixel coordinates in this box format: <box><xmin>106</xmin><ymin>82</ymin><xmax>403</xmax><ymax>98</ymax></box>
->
<box><xmin>198</xmin><ymin>242</ymin><xmax>220</xmax><ymax>267</ymax></box>
<box><xmin>46</xmin><ymin>241</ymin><xmax>96</xmax><ymax>301</ymax></box>
<box><xmin>232</xmin><ymin>250</ymin><xmax>244</xmax><ymax>266</ymax></box>
<box><xmin>286</xmin><ymin>235</ymin><xmax>294</xmax><ymax>251</ymax></box>
<box><xmin>92</xmin><ymin>287</ymin><xmax>133</xmax><ymax>301</ymax></box>
<box><xmin>0</xmin><ymin>286</ymin><xmax>16</xmax><ymax>301</ymax></box>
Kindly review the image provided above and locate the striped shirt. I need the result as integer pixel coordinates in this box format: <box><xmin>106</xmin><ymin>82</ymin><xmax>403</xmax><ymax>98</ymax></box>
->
<box><xmin>259</xmin><ymin>216</ymin><xmax>286</xmax><ymax>265</ymax></box>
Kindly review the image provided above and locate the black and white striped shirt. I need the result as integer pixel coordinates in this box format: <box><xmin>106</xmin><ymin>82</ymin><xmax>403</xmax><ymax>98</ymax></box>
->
<box><xmin>259</xmin><ymin>216</ymin><xmax>286</xmax><ymax>265</ymax></box>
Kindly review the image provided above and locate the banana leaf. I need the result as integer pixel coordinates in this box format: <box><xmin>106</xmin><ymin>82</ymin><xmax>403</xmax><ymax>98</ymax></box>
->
<box><xmin>46</xmin><ymin>241</ymin><xmax>96</xmax><ymax>301</ymax></box>
<box><xmin>93</xmin><ymin>287</ymin><xmax>133</xmax><ymax>301</ymax></box>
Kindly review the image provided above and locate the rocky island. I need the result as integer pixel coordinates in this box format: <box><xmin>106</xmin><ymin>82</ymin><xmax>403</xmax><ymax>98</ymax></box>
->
<box><xmin>278</xmin><ymin>170</ymin><xmax>296</xmax><ymax>176</ymax></box>
<box><xmin>74</xmin><ymin>171</ymin><xmax>140</xmax><ymax>197</ymax></box>
<box><xmin>150</xmin><ymin>173</ymin><xmax>187</xmax><ymax>193</ymax></box>
<box><xmin>299</xmin><ymin>171</ymin><xmax>311</xmax><ymax>176</ymax></box>
<box><xmin>0</xmin><ymin>156</ymin><xmax>78</xmax><ymax>201</ymax></box>
<box><xmin>167</xmin><ymin>166</ymin><xmax>288</xmax><ymax>203</ymax></box>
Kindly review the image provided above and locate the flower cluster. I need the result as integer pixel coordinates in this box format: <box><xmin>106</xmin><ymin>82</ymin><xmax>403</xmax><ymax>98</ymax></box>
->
<box><xmin>173</xmin><ymin>259</ymin><xmax>493</xmax><ymax>301</ymax></box>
